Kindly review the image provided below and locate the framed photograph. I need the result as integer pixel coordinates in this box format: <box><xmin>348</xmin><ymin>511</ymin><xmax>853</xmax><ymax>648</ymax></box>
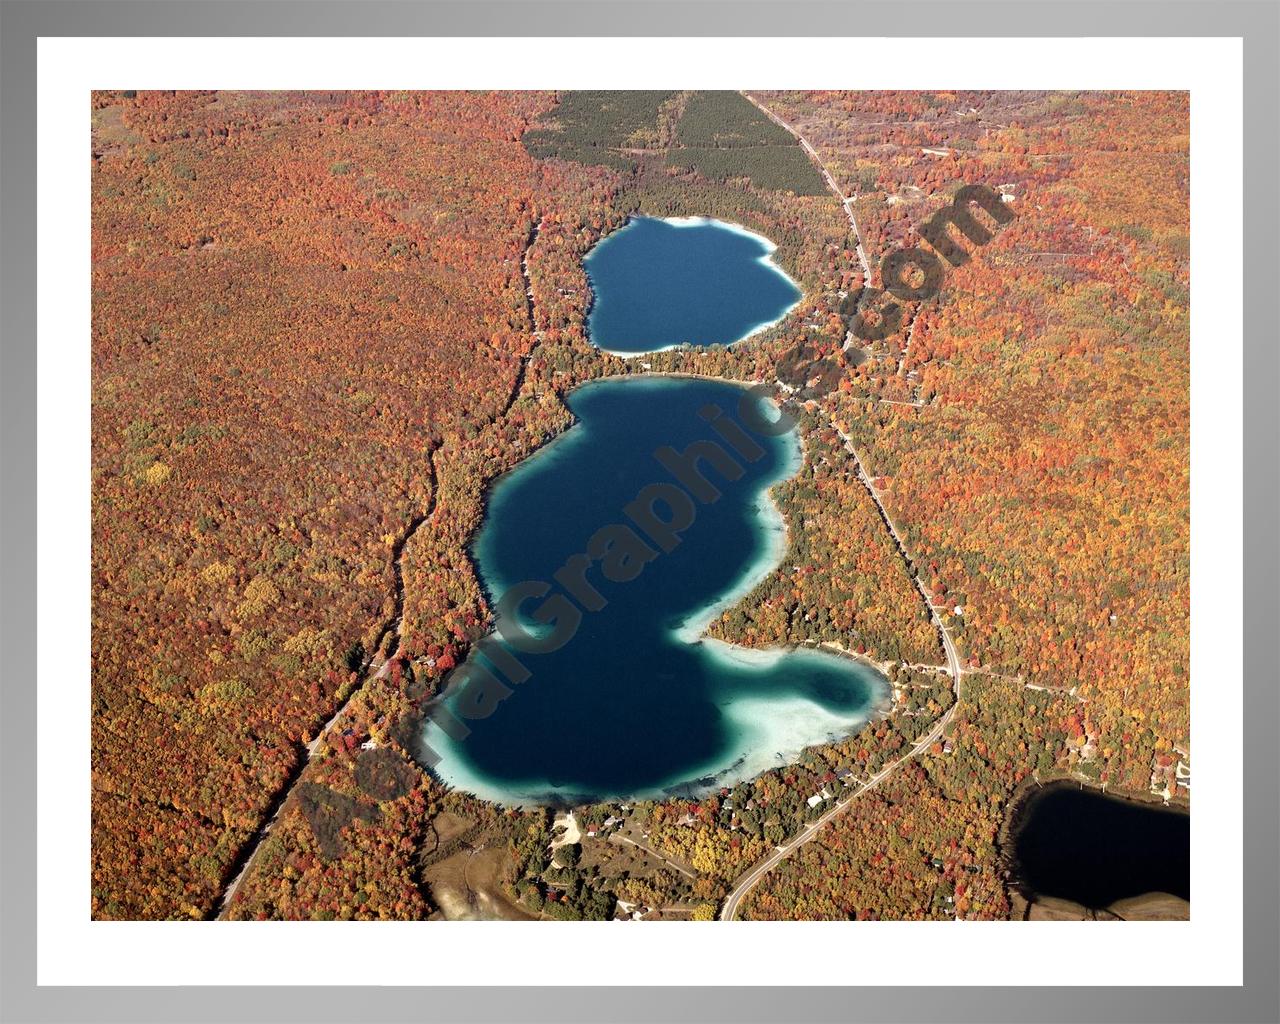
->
<box><xmin>2</xmin><ymin>3</ymin><xmax>1276</xmax><ymax>1022</ymax></box>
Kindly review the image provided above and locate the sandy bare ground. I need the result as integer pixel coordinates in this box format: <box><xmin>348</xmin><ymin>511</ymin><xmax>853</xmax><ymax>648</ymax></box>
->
<box><xmin>549</xmin><ymin>811</ymin><xmax>580</xmax><ymax>849</ymax></box>
<box><xmin>422</xmin><ymin>844</ymin><xmax>538</xmax><ymax>922</ymax></box>
<box><xmin>1014</xmin><ymin>891</ymin><xmax>1190</xmax><ymax>921</ymax></box>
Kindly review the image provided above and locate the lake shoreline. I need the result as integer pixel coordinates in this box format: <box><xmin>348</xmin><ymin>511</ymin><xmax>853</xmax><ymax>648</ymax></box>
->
<box><xmin>423</xmin><ymin>374</ymin><xmax>892</xmax><ymax>809</ymax></box>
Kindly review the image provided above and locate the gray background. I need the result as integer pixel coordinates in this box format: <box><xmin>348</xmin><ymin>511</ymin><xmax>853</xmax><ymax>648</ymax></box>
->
<box><xmin>1</xmin><ymin>1</ymin><xmax>1276</xmax><ymax>1022</ymax></box>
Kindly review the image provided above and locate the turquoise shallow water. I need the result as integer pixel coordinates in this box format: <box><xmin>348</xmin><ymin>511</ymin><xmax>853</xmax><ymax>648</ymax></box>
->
<box><xmin>584</xmin><ymin>216</ymin><xmax>801</xmax><ymax>355</ymax></box>
<box><xmin>422</xmin><ymin>377</ymin><xmax>887</xmax><ymax>806</ymax></box>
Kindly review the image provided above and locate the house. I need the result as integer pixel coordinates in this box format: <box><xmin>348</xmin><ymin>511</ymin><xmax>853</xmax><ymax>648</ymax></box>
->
<box><xmin>360</xmin><ymin>739</ymin><xmax>377</xmax><ymax>750</ymax></box>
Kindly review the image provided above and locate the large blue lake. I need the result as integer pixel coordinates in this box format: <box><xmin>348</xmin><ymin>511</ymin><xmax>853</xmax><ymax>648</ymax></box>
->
<box><xmin>584</xmin><ymin>217</ymin><xmax>802</xmax><ymax>355</ymax></box>
<box><xmin>422</xmin><ymin>376</ymin><xmax>887</xmax><ymax>805</ymax></box>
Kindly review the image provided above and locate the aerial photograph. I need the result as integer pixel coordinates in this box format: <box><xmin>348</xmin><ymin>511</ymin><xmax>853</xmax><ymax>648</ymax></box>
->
<box><xmin>90</xmin><ymin>89</ymin><xmax>1190</xmax><ymax>923</ymax></box>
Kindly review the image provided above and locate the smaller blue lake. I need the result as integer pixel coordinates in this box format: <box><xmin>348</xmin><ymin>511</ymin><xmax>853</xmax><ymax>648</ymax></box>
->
<box><xmin>584</xmin><ymin>217</ymin><xmax>802</xmax><ymax>355</ymax></box>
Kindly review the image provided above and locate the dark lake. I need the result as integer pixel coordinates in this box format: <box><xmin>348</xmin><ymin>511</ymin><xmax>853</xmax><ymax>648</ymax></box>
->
<box><xmin>422</xmin><ymin>376</ymin><xmax>886</xmax><ymax>805</ymax></box>
<box><xmin>584</xmin><ymin>217</ymin><xmax>801</xmax><ymax>355</ymax></box>
<box><xmin>1008</xmin><ymin>782</ymin><xmax>1190</xmax><ymax>908</ymax></box>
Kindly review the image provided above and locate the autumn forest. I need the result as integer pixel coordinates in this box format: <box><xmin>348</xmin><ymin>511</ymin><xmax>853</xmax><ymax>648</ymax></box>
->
<box><xmin>91</xmin><ymin>89</ymin><xmax>1189</xmax><ymax>922</ymax></box>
